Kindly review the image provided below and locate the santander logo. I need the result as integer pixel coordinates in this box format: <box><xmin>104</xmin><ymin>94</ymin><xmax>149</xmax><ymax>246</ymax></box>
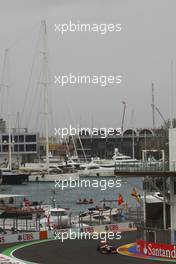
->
<box><xmin>139</xmin><ymin>241</ymin><xmax>176</xmax><ymax>259</ymax></box>
<box><xmin>143</xmin><ymin>245</ymin><xmax>148</xmax><ymax>255</ymax></box>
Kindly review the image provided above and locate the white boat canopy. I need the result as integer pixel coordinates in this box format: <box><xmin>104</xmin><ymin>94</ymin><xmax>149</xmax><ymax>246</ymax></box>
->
<box><xmin>0</xmin><ymin>194</ymin><xmax>26</xmax><ymax>199</ymax></box>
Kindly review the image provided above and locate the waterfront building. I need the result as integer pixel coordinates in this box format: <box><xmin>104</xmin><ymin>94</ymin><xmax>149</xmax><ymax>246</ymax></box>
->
<box><xmin>76</xmin><ymin>127</ymin><xmax>168</xmax><ymax>160</ymax></box>
<box><xmin>0</xmin><ymin>128</ymin><xmax>39</xmax><ymax>163</ymax></box>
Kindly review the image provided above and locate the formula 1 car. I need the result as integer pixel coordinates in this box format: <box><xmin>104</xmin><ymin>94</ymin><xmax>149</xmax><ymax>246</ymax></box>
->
<box><xmin>97</xmin><ymin>241</ymin><xmax>117</xmax><ymax>254</ymax></box>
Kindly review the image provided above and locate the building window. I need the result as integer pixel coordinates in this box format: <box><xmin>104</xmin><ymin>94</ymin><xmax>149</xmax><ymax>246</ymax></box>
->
<box><xmin>26</xmin><ymin>144</ymin><xmax>36</xmax><ymax>152</ymax></box>
<box><xmin>2</xmin><ymin>135</ymin><xmax>11</xmax><ymax>143</ymax></box>
<box><xmin>2</xmin><ymin>145</ymin><xmax>8</xmax><ymax>152</ymax></box>
<box><xmin>14</xmin><ymin>145</ymin><xmax>19</xmax><ymax>152</ymax></box>
<box><xmin>14</xmin><ymin>136</ymin><xmax>18</xmax><ymax>143</ymax></box>
<box><xmin>19</xmin><ymin>145</ymin><xmax>24</xmax><ymax>152</ymax></box>
<box><xmin>19</xmin><ymin>135</ymin><xmax>24</xmax><ymax>142</ymax></box>
<box><xmin>25</xmin><ymin>135</ymin><xmax>36</xmax><ymax>142</ymax></box>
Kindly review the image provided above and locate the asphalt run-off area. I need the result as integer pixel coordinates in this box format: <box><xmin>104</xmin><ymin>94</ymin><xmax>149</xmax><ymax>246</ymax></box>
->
<box><xmin>0</xmin><ymin>231</ymin><xmax>166</xmax><ymax>264</ymax></box>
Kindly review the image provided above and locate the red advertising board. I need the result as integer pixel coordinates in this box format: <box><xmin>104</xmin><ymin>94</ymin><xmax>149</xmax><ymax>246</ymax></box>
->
<box><xmin>105</xmin><ymin>224</ymin><xmax>119</xmax><ymax>232</ymax></box>
<box><xmin>137</xmin><ymin>240</ymin><xmax>176</xmax><ymax>259</ymax></box>
<box><xmin>81</xmin><ymin>227</ymin><xmax>94</xmax><ymax>233</ymax></box>
<box><xmin>0</xmin><ymin>232</ymin><xmax>39</xmax><ymax>244</ymax></box>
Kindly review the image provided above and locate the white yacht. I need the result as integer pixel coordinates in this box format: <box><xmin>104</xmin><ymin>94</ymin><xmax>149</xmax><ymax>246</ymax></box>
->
<box><xmin>79</xmin><ymin>148</ymin><xmax>139</xmax><ymax>177</ymax></box>
<box><xmin>40</xmin><ymin>207</ymin><xmax>70</xmax><ymax>229</ymax></box>
<box><xmin>142</xmin><ymin>192</ymin><xmax>164</xmax><ymax>203</ymax></box>
<box><xmin>76</xmin><ymin>207</ymin><xmax>119</xmax><ymax>224</ymax></box>
<box><xmin>89</xmin><ymin>148</ymin><xmax>139</xmax><ymax>169</ymax></box>
<box><xmin>80</xmin><ymin>162</ymin><xmax>100</xmax><ymax>170</ymax></box>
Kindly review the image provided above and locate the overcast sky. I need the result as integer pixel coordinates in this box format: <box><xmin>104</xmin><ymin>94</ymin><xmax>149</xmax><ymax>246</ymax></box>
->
<box><xmin>0</xmin><ymin>0</ymin><xmax>176</xmax><ymax>134</ymax></box>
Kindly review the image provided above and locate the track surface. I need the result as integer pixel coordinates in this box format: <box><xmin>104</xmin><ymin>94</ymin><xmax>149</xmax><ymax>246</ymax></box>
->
<box><xmin>13</xmin><ymin>232</ymin><xmax>166</xmax><ymax>264</ymax></box>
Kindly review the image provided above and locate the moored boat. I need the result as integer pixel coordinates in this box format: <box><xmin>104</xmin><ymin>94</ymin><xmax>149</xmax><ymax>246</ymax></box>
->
<box><xmin>76</xmin><ymin>199</ymin><xmax>94</xmax><ymax>205</ymax></box>
<box><xmin>0</xmin><ymin>169</ymin><xmax>29</xmax><ymax>185</ymax></box>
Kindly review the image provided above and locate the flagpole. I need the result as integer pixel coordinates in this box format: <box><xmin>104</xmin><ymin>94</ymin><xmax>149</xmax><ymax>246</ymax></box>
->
<box><xmin>143</xmin><ymin>188</ymin><xmax>147</xmax><ymax>241</ymax></box>
<box><xmin>163</xmin><ymin>177</ymin><xmax>166</xmax><ymax>230</ymax></box>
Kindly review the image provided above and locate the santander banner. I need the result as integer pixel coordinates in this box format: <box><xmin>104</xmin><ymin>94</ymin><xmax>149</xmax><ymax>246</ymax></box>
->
<box><xmin>137</xmin><ymin>240</ymin><xmax>176</xmax><ymax>260</ymax></box>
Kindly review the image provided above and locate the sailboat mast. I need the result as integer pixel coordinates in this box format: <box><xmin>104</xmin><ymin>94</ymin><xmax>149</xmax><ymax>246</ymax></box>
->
<box><xmin>8</xmin><ymin>113</ymin><xmax>12</xmax><ymax>170</ymax></box>
<box><xmin>41</xmin><ymin>20</ymin><xmax>49</xmax><ymax>172</ymax></box>
<box><xmin>1</xmin><ymin>49</ymin><xmax>12</xmax><ymax>170</ymax></box>
<box><xmin>152</xmin><ymin>82</ymin><xmax>156</xmax><ymax>129</ymax></box>
<box><xmin>131</xmin><ymin>109</ymin><xmax>135</xmax><ymax>159</ymax></box>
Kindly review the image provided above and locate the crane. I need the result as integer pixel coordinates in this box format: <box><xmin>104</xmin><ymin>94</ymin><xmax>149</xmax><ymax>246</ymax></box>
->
<box><xmin>151</xmin><ymin>104</ymin><xmax>168</xmax><ymax>128</ymax></box>
<box><xmin>121</xmin><ymin>101</ymin><xmax>126</xmax><ymax>132</ymax></box>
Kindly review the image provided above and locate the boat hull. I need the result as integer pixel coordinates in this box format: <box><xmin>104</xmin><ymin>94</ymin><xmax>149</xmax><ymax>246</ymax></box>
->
<box><xmin>1</xmin><ymin>172</ymin><xmax>29</xmax><ymax>185</ymax></box>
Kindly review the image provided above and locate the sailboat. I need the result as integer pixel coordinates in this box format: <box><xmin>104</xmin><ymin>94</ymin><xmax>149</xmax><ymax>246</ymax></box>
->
<box><xmin>25</xmin><ymin>21</ymin><xmax>79</xmax><ymax>182</ymax></box>
<box><xmin>0</xmin><ymin>49</ymin><xmax>29</xmax><ymax>184</ymax></box>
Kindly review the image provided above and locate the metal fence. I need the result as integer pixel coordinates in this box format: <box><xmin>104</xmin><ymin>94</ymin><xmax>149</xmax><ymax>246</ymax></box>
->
<box><xmin>0</xmin><ymin>210</ymin><xmax>123</xmax><ymax>232</ymax></box>
<box><xmin>115</xmin><ymin>161</ymin><xmax>169</xmax><ymax>173</ymax></box>
<box><xmin>137</xmin><ymin>226</ymin><xmax>171</xmax><ymax>244</ymax></box>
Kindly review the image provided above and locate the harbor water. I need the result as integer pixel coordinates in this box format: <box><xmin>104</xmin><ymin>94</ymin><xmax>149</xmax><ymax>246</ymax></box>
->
<box><xmin>1</xmin><ymin>177</ymin><xmax>143</xmax><ymax>215</ymax></box>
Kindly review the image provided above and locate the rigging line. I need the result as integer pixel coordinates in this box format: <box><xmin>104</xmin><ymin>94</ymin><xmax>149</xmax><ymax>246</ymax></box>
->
<box><xmin>46</xmin><ymin>29</ymin><xmax>65</xmax><ymax>134</ymax></box>
<box><xmin>27</xmin><ymin>76</ymin><xmax>41</xmax><ymax>129</ymax></box>
<box><xmin>0</xmin><ymin>50</ymin><xmax>8</xmax><ymax>116</ymax></box>
<box><xmin>47</xmin><ymin>68</ymin><xmax>55</xmax><ymax>135</ymax></box>
<box><xmin>26</xmin><ymin>41</ymin><xmax>44</xmax><ymax>129</ymax></box>
<box><xmin>151</xmin><ymin>104</ymin><xmax>167</xmax><ymax>127</ymax></box>
<box><xmin>43</xmin><ymin>60</ymin><xmax>54</xmax><ymax>135</ymax></box>
<box><xmin>14</xmin><ymin>113</ymin><xmax>17</xmax><ymax>131</ymax></box>
<box><xmin>20</xmin><ymin>24</ymin><xmax>42</xmax><ymax>127</ymax></box>
<box><xmin>46</xmin><ymin>32</ymin><xmax>55</xmax><ymax>134</ymax></box>
<box><xmin>29</xmin><ymin>20</ymin><xmax>52</xmax><ymax>138</ymax></box>
<box><xmin>8</xmin><ymin>22</ymin><xmax>40</xmax><ymax>51</ymax></box>
<box><xmin>33</xmin><ymin>80</ymin><xmax>44</xmax><ymax>133</ymax></box>
<box><xmin>33</xmin><ymin>102</ymin><xmax>41</xmax><ymax>133</ymax></box>
<box><xmin>27</xmin><ymin>68</ymin><xmax>42</xmax><ymax>129</ymax></box>
<box><xmin>64</xmin><ymin>137</ymin><xmax>71</xmax><ymax>157</ymax></box>
<box><xmin>65</xmin><ymin>106</ymin><xmax>78</xmax><ymax>158</ymax></box>
<box><xmin>67</xmin><ymin>103</ymin><xmax>87</xmax><ymax>161</ymax></box>
<box><xmin>55</xmin><ymin>89</ymin><xmax>78</xmax><ymax>157</ymax></box>
<box><xmin>1</xmin><ymin>49</ymin><xmax>13</xmax><ymax>124</ymax></box>
<box><xmin>39</xmin><ymin>30</ymin><xmax>55</xmax><ymax>139</ymax></box>
<box><xmin>36</xmin><ymin>113</ymin><xmax>43</xmax><ymax>138</ymax></box>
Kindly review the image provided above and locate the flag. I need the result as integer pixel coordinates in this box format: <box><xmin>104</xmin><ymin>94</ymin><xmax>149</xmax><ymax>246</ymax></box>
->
<box><xmin>131</xmin><ymin>188</ymin><xmax>138</xmax><ymax>198</ymax></box>
<box><xmin>131</xmin><ymin>188</ymin><xmax>142</xmax><ymax>204</ymax></box>
<box><xmin>117</xmin><ymin>194</ymin><xmax>124</xmax><ymax>206</ymax></box>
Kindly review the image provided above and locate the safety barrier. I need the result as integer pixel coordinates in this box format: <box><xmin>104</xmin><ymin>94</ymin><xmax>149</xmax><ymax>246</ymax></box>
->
<box><xmin>0</xmin><ymin>223</ymin><xmax>134</xmax><ymax>244</ymax></box>
<box><xmin>0</xmin><ymin>232</ymin><xmax>39</xmax><ymax>244</ymax></box>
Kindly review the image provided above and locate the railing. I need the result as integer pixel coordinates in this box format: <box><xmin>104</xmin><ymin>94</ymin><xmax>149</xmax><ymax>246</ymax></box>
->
<box><xmin>137</xmin><ymin>226</ymin><xmax>171</xmax><ymax>244</ymax></box>
<box><xmin>125</xmin><ymin>207</ymin><xmax>144</xmax><ymax>222</ymax></box>
<box><xmin>115</xmin><ymin>161</ymin><xmax>170</xmax><ymax>173</ymax></box>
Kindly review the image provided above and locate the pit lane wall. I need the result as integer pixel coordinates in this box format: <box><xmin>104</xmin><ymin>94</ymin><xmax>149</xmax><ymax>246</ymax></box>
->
<box><xmin>137</xmin><ymin>240</ymin><xmax>176</xmax><ymax>260</ymax></box>
<box><xmin>0</xmin><ymin>223</ymin><xmax>133</xmax><ymax>244</ymax></box>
